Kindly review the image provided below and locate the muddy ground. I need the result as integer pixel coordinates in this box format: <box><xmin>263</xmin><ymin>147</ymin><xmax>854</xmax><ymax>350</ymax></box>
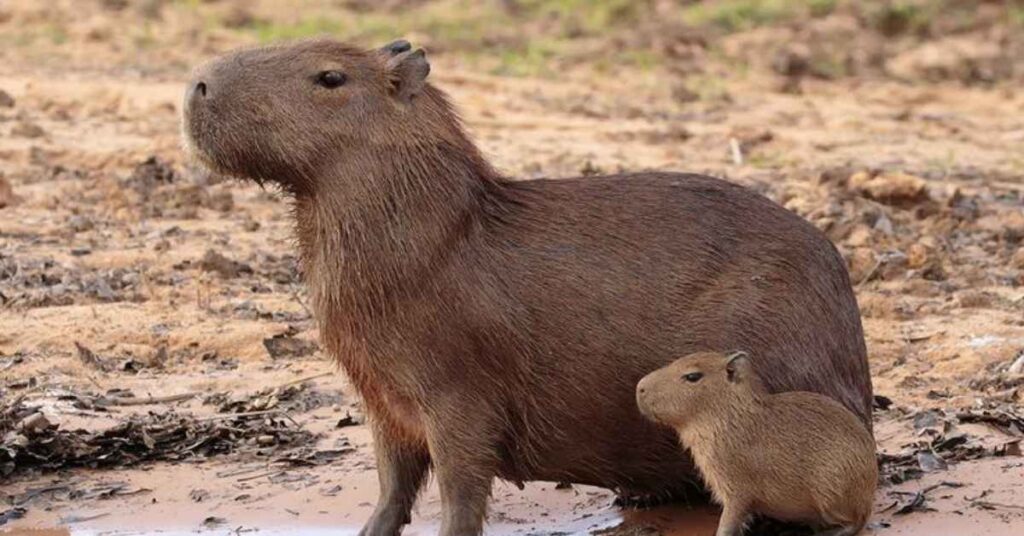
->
<box><xmin>1</xmin><ymin>1</ymin><xmax>1023</xmax><ymax>535</ymax></box>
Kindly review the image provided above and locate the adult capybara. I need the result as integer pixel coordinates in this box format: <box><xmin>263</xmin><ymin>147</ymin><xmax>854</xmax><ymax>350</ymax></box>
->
<box><xmin>182</xmin><ymin>38</ymin><xmax>872</xmax><ymax>536</ymax></box>
<box><xmin>637</xmin><ymin>351</ymin><xmax>877</xmax><ymax>536</ymax></box>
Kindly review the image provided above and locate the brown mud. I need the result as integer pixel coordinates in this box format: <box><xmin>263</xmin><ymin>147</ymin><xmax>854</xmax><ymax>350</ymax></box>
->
<box><xmin>2</xmin><ymin>1</ymin><xmax>1023</xmax><ymax>535</ymax></box>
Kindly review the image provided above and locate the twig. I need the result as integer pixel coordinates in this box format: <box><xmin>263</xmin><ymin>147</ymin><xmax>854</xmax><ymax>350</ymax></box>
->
<box><xmin>95</xmin><ymin>392</ymin><xmax>200</xmax><ymax>407</ymax></box>
<box><xmin>275</xmin><ymin>371</ymin><xmax>332</xmax><ymax>389</ymax></box>
<box><xmin>196</xmin><ymin>409</ymin><xmax>283</xmax><ymax>422</ymax></box>
<box><xmin>972</xmin><ymin>500</ymin><xmax>1024</xmax><ymax>511</ymax></box>
<box><xmin>858</xmin><ymin>259</ymin><xmax>882</xmax><ymax>286</ymax></box>
<box><xmin>729</xmin><ymin>138</ymin><xmax>743</xmax><ymax>166</ymax></box>
<box><xmin>234</xmin><ymin>471</ymin><xmax>284</xmax><ymax>483</ymax></box>
<box><xmin>289</xmin><ymin>285</ymin><xmax>314</xmax><ymax>318</ymax></box>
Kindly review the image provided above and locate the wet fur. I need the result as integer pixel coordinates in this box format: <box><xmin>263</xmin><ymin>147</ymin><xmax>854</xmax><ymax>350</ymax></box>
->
<box><xmin>183</xmin><ymin>39</ymin><xmax>873</xmax><ymax>536</ymax></box>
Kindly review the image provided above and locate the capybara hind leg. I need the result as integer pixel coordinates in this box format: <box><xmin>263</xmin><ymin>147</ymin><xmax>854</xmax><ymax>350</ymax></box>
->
<box><xmin>715</xmin><ymin>502</ymin><xmax>750</xmax><ymax>536</ymax></box>
<box><xmin>359</xmin><ymin>425</ymin><xmax>430</xmax><ymax>536</ymax></box>
<box><xmin>814</xmin><ymin>525</ymin><xmax>861</xmax><ymax>536</ymax></box>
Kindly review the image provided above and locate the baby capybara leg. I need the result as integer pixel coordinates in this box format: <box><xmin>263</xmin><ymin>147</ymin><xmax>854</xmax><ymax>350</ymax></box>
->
<box><xmin>358</xmin><ymin>424</ymin><xmax>430</xmax><ymax>536</ymax></box>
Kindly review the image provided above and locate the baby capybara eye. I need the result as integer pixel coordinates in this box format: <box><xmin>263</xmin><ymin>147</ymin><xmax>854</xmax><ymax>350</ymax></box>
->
<box><xmin>683</xmin><ymin>372</ymin><xmax>704</xmax><ymax>383</ymax></box>
<box><xmin>316</xmin><ymin>70</ymin><xmax>347</xmax><ymax>88</ymax></box>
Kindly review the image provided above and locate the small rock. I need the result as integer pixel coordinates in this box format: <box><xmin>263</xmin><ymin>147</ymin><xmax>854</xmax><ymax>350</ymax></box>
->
<box><xmin>11</xmin><ymin>121</ymin><xmax>45</xmax><ymax>138</ymax></box>
<box><xmin>873</xmin><ymin>213</ymin><xmax>894</xmax><ymax>236</ymax></box>
<box><xmin>199</xmin><ymin>249</ymin><xmax>252</xmax><ymax>279</ymax></box>
<box><xmin>916</xmin><ymin>450</ymin><xmax>948</xmax><ymax>472</ymax></box>
<box><xmin>190</xmin><ymin>489</ymin><xmax>210</xmax><ymax>503</ymax></box>
<box><xmin>67</xmin><ymin>215</ymin><xmax>95</xmax><ymax>233</ymax></box>
<box><xmin>0</xmin><ymin>89</ymin><xmax>14</xmax><ymax>108</ymax></box>
<box><xmin>850</xmin><ymin>171</ymin><xmax>928</xmax><ymax>207</ymax></box>
<box><xmin>846</xmin><ymin>248</ymin><xmax>876</xmax><ymax>284</ymax></box>
<box><xmin>877</xmin><ymin>250</ymin><xmax>909</xmax><ymax>280</ymax></box>
<box><xmin>263</xmin><ymin>333</ymin><xmax>318</xmax><ymax>359</ymax></box>
<box><xmin>906</xmin><ymin>242</ymin><xmax>933</xmax><ymax>269</ymax></box>
<box><xmin>19</xmin><ymin>412</ymin><xmax>53</xmax><ymax>434</ymax></box>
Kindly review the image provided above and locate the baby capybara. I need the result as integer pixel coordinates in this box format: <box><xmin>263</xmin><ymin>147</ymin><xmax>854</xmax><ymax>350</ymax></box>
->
<box><xmin>182</xmin><ymin>39</ymin><xmax>872</xmax><ymax>536</ymax></box>
<box><xmin>637</xmin><ymin>351</ymin><xmax>877</xmax><ymax>536</ymax></box>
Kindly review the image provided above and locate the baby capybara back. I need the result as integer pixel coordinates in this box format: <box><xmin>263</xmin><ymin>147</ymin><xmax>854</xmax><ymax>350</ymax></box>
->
<box><xmin>182</xmin><ymin>39</ymin><xmax>872</xmax><ymax>536</ymax></box>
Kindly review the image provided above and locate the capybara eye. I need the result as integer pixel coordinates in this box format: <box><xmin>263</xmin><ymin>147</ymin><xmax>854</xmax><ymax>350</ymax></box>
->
<box><xmin>316</xmin><ymin>70</ymin><xmax>347</xmax><ymax>88</ymax></box>
<box><xmin>683</xmin><ymin>372</ymin><xmax>703</xmax><ymax>383</ymax></box>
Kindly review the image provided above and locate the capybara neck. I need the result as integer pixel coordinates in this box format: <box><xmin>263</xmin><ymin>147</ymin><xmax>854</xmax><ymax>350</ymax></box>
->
<box><xmin>681</xmin><ymin>383</ymin><xmax>766</xmax><ymax>446</ymax></box>
<box><xmin>293</xmin><ymin>102</ymin><xmax>511</xmax><ymax>330</ymax></box>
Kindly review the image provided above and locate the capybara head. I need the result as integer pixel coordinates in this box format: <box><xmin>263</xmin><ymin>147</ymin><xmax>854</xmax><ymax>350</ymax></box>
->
<box><xmin>636</xmin><ymin>351</ymin><xmax>758</xmax><ymax>427</ymax></box>
<box><xmin>182</xmin><ymin>38</ymin><xmax>459</xmax><ymax>192</ymax></box>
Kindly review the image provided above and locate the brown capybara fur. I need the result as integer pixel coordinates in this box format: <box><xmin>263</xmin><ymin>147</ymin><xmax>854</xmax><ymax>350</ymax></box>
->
<box><xmin>182</xmin><ymin>38</ymin><xmax>872</xmax><ymax>536</ymax></box>
<box><xmin>637</xmin><ymin>351</ymin><xmax>877</xmax><ymax>536</ymax></box>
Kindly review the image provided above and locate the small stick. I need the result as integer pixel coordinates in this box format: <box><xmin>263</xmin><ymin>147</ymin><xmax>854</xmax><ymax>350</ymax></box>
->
<box><xmin>96</xmin><ymin>392</ymin><xmax>201</xmax><ymax>407</ymax></box>
<box><xmin>972</xmin><ymin>500</ymin><xmax>1024</xmax><ymax>511</ymax></box>
<box><xmin>289</xmin><ymin>285</ymin><xmax>314</xmax><ymax>318</ymax></box>
<box><xmin>196</xmin><ymin>409</ymin><xmax>283</xmax><ymax>422</ymax></box>
<box><xmin>729</xmin><ymin>138</ymin><xmax>743</xmax><ymax>166</ymax></box>
<box><xmin>275</xmin><ymin>371</ymin><xmax>332</xmax><ymax>389</ymax></box>
<box><xmin>236</xmin><ymin>470</ymin><xmax>285</xmax><ymax>483</ymax></box>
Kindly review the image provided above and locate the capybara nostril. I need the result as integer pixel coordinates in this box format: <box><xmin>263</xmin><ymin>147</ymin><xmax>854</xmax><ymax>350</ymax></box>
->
<box><xmin>194</xmin><ymin>81</ymin><xmax>207</xmax><ymax>97</ymax></box>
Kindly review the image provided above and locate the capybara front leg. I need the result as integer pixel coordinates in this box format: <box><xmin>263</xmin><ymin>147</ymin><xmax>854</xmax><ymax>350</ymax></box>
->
<box><xmin>425</xmin><ymin>404</ymin><xmax>498</xmax><ymax>536</ymax></box>
<box><xmin>359</xmin><ymin>423</ymin><xmax>430</xmax><ymax>536</ymax></box>
<box><xmin>433</xmin><ymin>452</ymin><xmax>493</xmax><ymax>536</ymax></box>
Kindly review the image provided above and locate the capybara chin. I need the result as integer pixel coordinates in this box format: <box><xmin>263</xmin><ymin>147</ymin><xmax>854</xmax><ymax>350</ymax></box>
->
<box><xmin>182</xmin><ymin>38</ymin><xmax>872</xmax><ymax>536</ymax></box>
<box><xmin>637</xmin><ymin>352</ymin><xmax>877</xmax><ymax>536</ymax></box>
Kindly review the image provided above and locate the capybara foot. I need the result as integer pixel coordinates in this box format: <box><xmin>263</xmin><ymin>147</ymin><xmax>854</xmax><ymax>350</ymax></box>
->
<box><xmin>358</xmin><ymin>505</ymin><xmax>409</xmax><ymax>536</ymax></box>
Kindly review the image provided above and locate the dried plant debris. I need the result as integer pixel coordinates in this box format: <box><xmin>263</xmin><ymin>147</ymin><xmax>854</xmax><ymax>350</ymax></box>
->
<box><xmin>0</xmin><ymin>255</ymin><xmax>147</xmax><ymax>308</ymax></box>
<box><xmin>877</xmin><ymin>403</ymin><xmax>1023</xmax><ymax>485</ymax></box>
<box><xmin>205</xmin><ymin>375</ymin><xmax>340</xmax><ymax>414</ymax></box>
<box><xmin>882</xmin><ymin>481</ymin><xmax>963</xmax><ymax>516</ymax></box>
<box><xmin>0</xmin><ymin>507</ymin><xmax>27</xmax><ymax>526</ymax></box>
<box><xmin>0</xmin><ymin>399</ymin><xmax>319</xmax><ymax>479</ymax></box>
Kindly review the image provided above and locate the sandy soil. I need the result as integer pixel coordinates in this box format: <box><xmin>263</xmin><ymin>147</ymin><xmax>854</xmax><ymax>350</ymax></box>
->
<box><xmin>1</xmin><ymin>1</ymin><xmax>1023</xmax><ymax>535</ymax></box>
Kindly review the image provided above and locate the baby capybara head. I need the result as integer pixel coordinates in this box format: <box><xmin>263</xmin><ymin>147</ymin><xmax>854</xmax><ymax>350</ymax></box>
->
<box><xmin>183</xmin><ymin>38</ymin><xmax>450</xmax><ymax>191</ymax></box>
<box><xmin>636</xmin><ymin>351</ymin><xmax>756</xmax><ymax>428</ymax></box>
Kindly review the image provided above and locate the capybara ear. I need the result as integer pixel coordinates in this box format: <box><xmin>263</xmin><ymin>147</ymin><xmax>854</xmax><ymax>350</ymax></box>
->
<box><xmin>725</xmin><ymin>350</ymin><xmax>750</xmax><ymax>383</ymax></box>
<box><xmin>380</xmin><ymin>39</ymin><xmax>412</xmax><ymax>56</ymax></box>
<box><xmin>385</xmin><ymin>48</ymin><xmax>430</xmax><ymax>104</ymax></box>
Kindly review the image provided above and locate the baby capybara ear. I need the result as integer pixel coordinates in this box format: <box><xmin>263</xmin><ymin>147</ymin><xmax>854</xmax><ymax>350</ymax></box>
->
<box><xmin>725</xmin><ymin>350</ymin><xmax>751</xmax><ymax>383</ymax></box>
<box><xmin>380</xmin><ymin>39</ymin><xmax>412</xmax><ymax>56</ymax></box>
<box><xmin>384</xmin><ymin>47</ymin><xmax>430</xmax><ymax>103</ymax></box>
